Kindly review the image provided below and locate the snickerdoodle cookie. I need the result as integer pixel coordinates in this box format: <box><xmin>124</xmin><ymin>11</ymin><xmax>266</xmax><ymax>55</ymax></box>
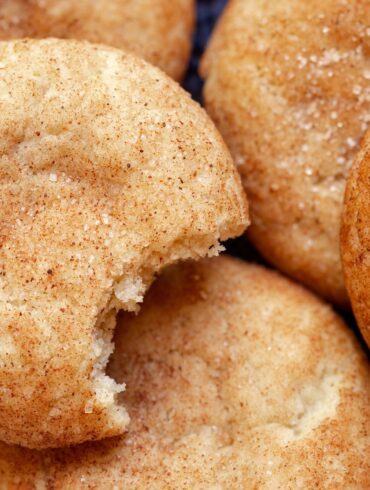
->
<box><xmin>0</xmin><ymin>257</ymin><xmax>369</xmax><ymax>488</ymax></box>
<box><xmin>341</xmin><ymin>130</ymin><xmax>370</xmax><ymax>347</ymax></box>
<box><xmin>0</xmin><ymin>0</ymin><xmax>194</xmax><ymax>80</ymax></box>
<box><xmin>201</xmin><ymin>0</ymin><xmax>370</xmax><ymax>305</ymax></box>
<box><xmin>0</xmin><ymin>39</ymin><xmax>248</xmax><ymax>449</ymax></box>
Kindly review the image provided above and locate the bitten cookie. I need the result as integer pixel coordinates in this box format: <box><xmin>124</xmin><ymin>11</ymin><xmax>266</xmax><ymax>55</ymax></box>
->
<box><xmin>341</xmin><ymin>130</ymin><xmax>370</xmax><ymax>347</ymax></box>
<box><xmin>0</xmin><ymin>39</ymin><xmax>248</xmax><ymax>450</ymax></box>
<box><xmin>201</xmin><ymin>0</ymin><xmax>370</xmax><ymax>305</ymax></box>
<box><xmin>0</xmin><ymin>257</ymin><xmax>369</xmax><ymax>489</ymax></box>
<box><xmin>0</xmin><ymin>0</ymin><xmax>194</xmax><ymax>80</ymax></box>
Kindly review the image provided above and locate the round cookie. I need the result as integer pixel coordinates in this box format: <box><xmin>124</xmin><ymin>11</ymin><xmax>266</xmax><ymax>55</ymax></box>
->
<box><xmin>0</xmin><ymin>39</ymin><xmax>249</xmax><ymax>449</ymax></box>
<box><xmin>0</xmin><ymin>0</ymin><xmax>194</xmax><ymax>80</ymax></box>
<box><xmin>341</xmin><ymin>130</ymin><xmax>370</xmax><ymax>347</ymax></box>
<box><xmin>201</xmin><ymin>0</ymin><xmax>370</xmax><ymax>306</ymax></box>
<box><xmin>1</xmin><ymin>257</ymin><xmax>369</xmax><ymax>489</ymax></box>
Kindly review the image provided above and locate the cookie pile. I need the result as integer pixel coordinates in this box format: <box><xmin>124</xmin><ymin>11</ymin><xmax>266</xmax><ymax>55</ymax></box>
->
<box><xmin>0</xmin><ymin>1</ymin><xmax>368</xmax><ymax>489</ymax></box>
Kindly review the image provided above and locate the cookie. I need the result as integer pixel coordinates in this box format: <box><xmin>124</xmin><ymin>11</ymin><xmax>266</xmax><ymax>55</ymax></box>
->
<box><xmin>0</xmin><ymin>257</ymin><xmax>369</xmax><ymax>488</ymax></box>
<box><xmin>341</xmin><ymin>130</ymin><xmax>370</xmax><ymax>346</ymax></box>
<box><xmin>0</xmin><ymin>39</ymin><xmax>249</xmax><ymax>449</ymax></box>
<box><xmin>0</xmin><ymin>0</ymin><xmax>194</xmax><ymax>80</ymax></box>
<box><xmin>201</xmin><ymin>0</ymin><xmax>370</xmax><ymax>305</ymax></box>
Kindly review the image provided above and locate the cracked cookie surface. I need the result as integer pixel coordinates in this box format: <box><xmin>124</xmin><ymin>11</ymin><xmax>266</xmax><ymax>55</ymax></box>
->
<box><xmin>0</xmin><ymin>256</ymin><xmax>369</xmax><ymax>489</ymax></box>
<box><xmin>0</xmin><ymin>39</ymin><xmax>248</xmax><ymax>449</ymax></box>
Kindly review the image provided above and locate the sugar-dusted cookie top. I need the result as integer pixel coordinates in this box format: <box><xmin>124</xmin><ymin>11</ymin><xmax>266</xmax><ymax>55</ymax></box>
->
<box><xmin>0</xmin><ymin>38</ymin><xmax>248</xmax><ymax>449</ymax></box>
<box><xmin>202</xmin><ymin>0</ymin><xmax>370</xmax><ymax>305</ymax></box>
<box><xmin>0</xmin><ymin>0</ymin><xmax>194</xmax><ymax>80</ymax></box>
<box><xmin>0</xmin><ymin>256</ymin><xmax>369</xmax><ymax>488</ymax></box>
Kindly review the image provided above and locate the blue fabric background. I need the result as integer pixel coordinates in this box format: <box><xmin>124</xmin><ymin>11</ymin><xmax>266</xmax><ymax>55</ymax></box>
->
<box><xmin>184</xmin><ymin>0</ymin><xmax>227</xmax><ymax>102</ymax></box>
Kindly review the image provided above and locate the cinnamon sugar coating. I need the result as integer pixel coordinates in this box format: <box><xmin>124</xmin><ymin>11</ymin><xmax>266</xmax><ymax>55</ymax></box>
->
<box><xmin>341</xmin><ymin>130</ymin><xmax>370</xmax><ymax>347</ymax></box>
<box><xmin>202</xmin><ymin>0</ymin><xmax>370</xmax><ymax>305</ymax></box>
<box><xmin>0</xmin><ymin>39</ymin><xmax>248</xmax><ymax>449</ymax></box>
<box><xmin>0</xmin><ymin>0</ymin><xmax>194</xmax><ymax>80</ymax></box>
<box><xmin>0</xmin><ymin>257</ymin><xmax>369</xmax><ymax>488</ymax></box>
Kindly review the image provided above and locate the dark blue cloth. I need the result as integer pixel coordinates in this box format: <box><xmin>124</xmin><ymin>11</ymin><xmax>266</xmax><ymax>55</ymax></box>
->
<box><xmin>183</xmin><ymin>0</ymin><xmax>227</xmax><ymax>102</ymax></box>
